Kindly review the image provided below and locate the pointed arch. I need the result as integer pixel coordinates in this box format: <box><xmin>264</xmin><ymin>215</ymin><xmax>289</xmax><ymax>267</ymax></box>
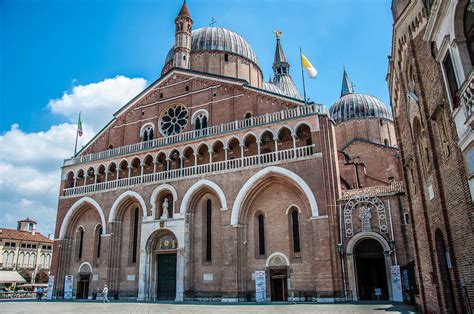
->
<box><xmin>59</xmin><ymin>197</ymin><xmax>106</xmax><ymax>239</ymax></box>
<box><xmin>231</xmin><ymin>166</ymin><xmax>319</xmax><ymax>226</ymax></box>
<box><xmin>108</xmin><ymin>191</ymin><xmax>147</xmax><ymax>222</ymax></box>
<box><xmin>180</xmin><ymin>179</ymin><xmax>228</xmax><ymax>213</ymax></box>
<box><xmin>150</xmin><ymin>184</ymin><xmax>178</xmax><ymax>218</ymax></box>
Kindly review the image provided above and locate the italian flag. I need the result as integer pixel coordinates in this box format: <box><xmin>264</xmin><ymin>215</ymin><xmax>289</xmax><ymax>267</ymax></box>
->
<box><xmin>77</xmin><ymin>112</ymin><xmax>83</xmax><ymax>137</ymax></box>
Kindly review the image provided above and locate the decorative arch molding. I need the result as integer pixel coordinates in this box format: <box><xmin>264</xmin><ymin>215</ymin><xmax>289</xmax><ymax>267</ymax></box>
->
<box><xmin>294</xmin><ymin>120</ymin><xmax>313</xmax><ymax>133</ymax></box>
<box><xmin>265</xmin><ymin>252</ymin><xmax>290</xmax><ymax>267</ymax></box>
<box><xmin>191</xmin><ymin>109</ymin><xmax>209</xmax><ymax>125</ymax></box>
<box><xmin>345</xmin><ymin>231</ymin><xmax>393</xmax><ymax>301</ymax></box>
<box><xmin>78</xmin><ymin>261</ymin><xmax>93</xmax><ymax>274</ymax></box>
<box><xmin>180</xmin><ymin>179</ymin><xmax>228</xmax><ymax>213</ymax></box>
<box><xmin>108</xmin><ymin>191</ymin><xmax>147</xmax><ymax>223</ymax></box>
<box><xmin>345</xmin><ymin>231</ymin><xmax>391</xmax><ymax>254</ymax></box>
<box><xmin>285</xmin><ymin>204</ymin><xmax>302</xmax><ymax>215</ymax></box>
<box><xmin>231</xmin><ymin>166</ymin><xmax>319</xmax><ymax>226</ymax></box>
<box><xmin>59</xmin><ymin>197</ymin><xmax>106</xmax><ymax>239</ymax></box>
<box><xmin>140</xmin><ymin>122</ymin><xmax>155</xmax><ymax>137</ymax></box>
<box><xmin>150</xmin><ymin>184</ymin><xmax>178</xmax><ymax>218</ymax></box>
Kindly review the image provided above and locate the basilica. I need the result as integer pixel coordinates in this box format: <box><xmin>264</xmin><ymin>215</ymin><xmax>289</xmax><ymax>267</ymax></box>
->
<box><xmin>51</xmin><ymin>2</ymin><xmax>415</xmax><ymax>303</ymax></box>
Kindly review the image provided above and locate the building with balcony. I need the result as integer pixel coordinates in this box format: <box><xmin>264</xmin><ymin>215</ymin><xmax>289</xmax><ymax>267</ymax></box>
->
<box><xmin>51</xmin><ymin>2</ymin><xmax>414</xmax><ymax>303</ymax></box>
<box><xmin>388</xmin><ymin>0</ymin><xmax>474</xmax><ymax>312</ymax></box>
<box><xmin>0</xmin><ymin>218</ymin><xmax>53</xmax><ymax>284</ymax></box>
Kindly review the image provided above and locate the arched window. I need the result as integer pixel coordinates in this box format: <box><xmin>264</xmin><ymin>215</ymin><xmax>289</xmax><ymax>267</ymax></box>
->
<box><xmin>141</xmin><ymin>125</ymin><xmax>154</xmax><ymax>142</ymax></box>
<box><xmin>465</xmin><ymin>1</ymin><xmax>474</xmax><ymax>65</ymax></box>
<box><xmin>290</xmin><ymin>209</ymin><xmax>301</xmax><ymax>254</ymax></box>
<box><xmin>257</xmin><ymin>214</ymin><xmax>265</xmax><ymax>256</ymax></box>
<box><xmin>7</xmin><ymin>252</ymin><xmax>15</xmax><ymax>267</ymax></box>
<box><xmin>205</xmin><ymin>199</ymin><xmax>212</xmax><ymax>262</ymax></box>
<box><xmin>2</xmin><ymin>252</ymin><xmax>8</xmax><ymax>266</ymax></box>
<box><xmin>131</xmin><ymin>208</ymin><xmax>139</xmax><ymax>263</ymax></box>
<box><xmin>76</xmin><ymin>227</ymin><xmax>84</xmax><ymax>260</ymax></box>
<box><xmin>94</xmin><ymin>225</ymin><xmax>102</xmax><ymax>263</ymax></box>
<box><xmin>384</xmin><ymin>139</ymin><xmax>389</xmax><ymax>146</ymax></box>
<box><xmin>194</xmin><ymin>113</ymin><xmax>208</xmax><ymax>130</ymax></box>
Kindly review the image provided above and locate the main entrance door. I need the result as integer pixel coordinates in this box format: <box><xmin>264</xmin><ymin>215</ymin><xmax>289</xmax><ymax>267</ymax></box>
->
<box><xmin>270</xmin><ymin>269</ymin><xmax>287</xmax><ymax>301</ymax></box>
<box><xmin>355</xmin><ymin>239</ymin><xmax>388</xmax><ymax>300</ymax></box>
<box><xmin>76</xmin><ymin>274</ymin><xmax>90</xmax><ymax>299</ymax></box>
<box><xmin>156</xmin><ymin>253</ymin><xmax>177</xmax><ymax>300</ymax></box>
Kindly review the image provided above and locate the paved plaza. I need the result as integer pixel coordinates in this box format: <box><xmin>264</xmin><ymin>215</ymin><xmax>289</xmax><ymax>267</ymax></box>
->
<box><xmin>0</xmin><ymin>301</ymin><xmax>418</xmax><ymax>313</ymax></box>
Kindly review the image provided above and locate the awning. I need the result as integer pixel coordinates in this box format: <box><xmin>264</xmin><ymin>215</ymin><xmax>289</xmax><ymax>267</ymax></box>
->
<box><xmin>0</xmin><ymin>271</ymin><xmax>27</xmax><ymax>284</ymax></box>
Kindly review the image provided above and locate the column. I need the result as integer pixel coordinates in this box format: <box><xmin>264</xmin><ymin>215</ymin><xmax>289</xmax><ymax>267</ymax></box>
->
<box><xmin>128</xmin><ymin>166</ymin><xmax>132</xmax><ymax>185</ymax></box>
<box><xmin>224</xmin><ymin>147</ymin><xmax>229</xmax><ymax>170</ymax></box>
<box><xmin>274</xmin><ymin>139</ymin><xmax>279</xmax><ymax>161</ymax></box>
<box><xmin>208</xmin><ymin>150</ymin><xmax>213</xmax><ymax>163</ymax></box>
<box><xmin>73</xmin><ymin>177</ymin><xmax>77</xmax><ymax>188</ymax></box>
<box><xmin>153</xmin><ymin>160</ymin><xmax>157</xmax><ymax>173</ymax></box>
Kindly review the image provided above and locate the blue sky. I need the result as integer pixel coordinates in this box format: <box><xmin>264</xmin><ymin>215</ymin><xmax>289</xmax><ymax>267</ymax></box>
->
<box><xmin>1</xmin><ymin>0</ymin><xmax>393</xmax><ymax>133</ymax></box>
<box><xmin>0</xmin><ymin>0</ymin><xmax>393</xmax><ymax>235</ymax></box>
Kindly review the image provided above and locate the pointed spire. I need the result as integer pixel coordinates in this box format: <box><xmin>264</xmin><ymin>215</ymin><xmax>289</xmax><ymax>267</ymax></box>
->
<box><xmin>177</xmin><ymin>0</ymin><xmax>191</xmax><ymax>18</ymax></box>
<box><xmin>341</xmin><ymin>68</ymin><xmax>354</xmax><ymax>97</ymax></box>
<box><xmin>273</xmin><ymin>31</ymin><xmax>287</xmax><ymax>63</ymax></box>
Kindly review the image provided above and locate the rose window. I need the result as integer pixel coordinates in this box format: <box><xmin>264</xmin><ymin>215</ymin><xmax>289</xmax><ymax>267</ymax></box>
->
<box><xmin>160</xmin><ymin>105</ymin><xmax>188</xmax><ymax>136</ymax></box>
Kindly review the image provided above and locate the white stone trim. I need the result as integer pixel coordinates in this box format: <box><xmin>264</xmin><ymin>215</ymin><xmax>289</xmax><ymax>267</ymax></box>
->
<box><xmin>59</xmin><ymin>197</ymin><xmax>106</xmax><ymax>239</ymax></box>
<box><xmin>150</xmin><ymin>184</ymin><xmax>178</xmax><ymax>219</ymax></box>
<box><xmin>265</xmin><ymin>252</ymin><xmax>290</xmax><ymax>267</ymax></box>
<box><xmin>180</xmin><ymin>179</ymin><xmax>228</xmax><ymax>214</ymax></box>
<box><xmin>108</xmin><ymin>191</ymin><xmax>147</xmax><ymax>223</ymax></box>
<box><xmin>191</xmin><ymin>109</ymin><xmax>209</xmax><ymax>125</ymax></box>
<box><xmin>78</xmin><ymin>261</ymin><xmax>93</xmax><ymax>274</ymax></box>
<box><xmin>231</xmin><ymin>166</ymin><xmax>319</xmax><ymax>226</ymax></box>
<box><xmin>345</xmin><ymin>231</ymin><xmax>393</xmax><ymax>301</ymax></box>
<box><xmin>285</xmin><ymin>204</ymin><xmax>302</xmax><ymax>215</ymax></box>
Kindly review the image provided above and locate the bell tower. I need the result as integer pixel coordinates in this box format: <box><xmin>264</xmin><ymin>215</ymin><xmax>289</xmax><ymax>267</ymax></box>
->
<box><xmin>174</xmin><ymin>1</ymin><xmax>192</xmax><ymax>69</ymax></box>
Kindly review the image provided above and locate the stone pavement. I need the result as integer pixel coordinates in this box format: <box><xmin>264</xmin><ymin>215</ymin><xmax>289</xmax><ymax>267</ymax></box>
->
<box><xmin>0</xmin><ymin>301</ymin><xmax>418</xmax><ymax>313</ymax></box>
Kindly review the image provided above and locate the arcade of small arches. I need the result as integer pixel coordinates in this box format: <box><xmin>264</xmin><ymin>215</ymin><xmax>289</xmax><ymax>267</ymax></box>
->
<box><xmin>64</xmin><ymin>123</ymin><xmax>313</xmax><ymax>189</ymax></box>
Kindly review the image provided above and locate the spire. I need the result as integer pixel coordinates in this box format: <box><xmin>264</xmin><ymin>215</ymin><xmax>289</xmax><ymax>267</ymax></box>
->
<box><xmin>341</xmin><ymin>68</ymin><xmax>354</xmax><ymax>96</ymax></box>
<box><xmin>271</xmin><ymin>31</ymin><xmax>302</xmax><ymax>100</ymax></box>
<box><xmin>273</xmin><ymin>31</ymin><xmax>287</xmax><ymax>63</ymax></box>
<box><xmin>177</xmin><ymin>0</ymin><xmax>191</xmax><ymax>18</ymax></box>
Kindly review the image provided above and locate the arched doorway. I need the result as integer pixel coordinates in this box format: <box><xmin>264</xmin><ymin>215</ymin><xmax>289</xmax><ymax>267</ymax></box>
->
<box><xmin>266</xmin><ymin>253</ymin><xmax>290</xmax><ymax>302</ymax></box>
<box><xmin>139</xmin><ymin>230</ymin><xmax>180</xmax><ymax>301</ymax></box>
<box><xmin>76</xmin><ymin>263</ymin><xmax>92</xmax><ymax>299</ymax></box>
<box><xmin>354</xmin><ymin>239</ymin><xmax>389</xmax><ymax>300</ymax></box>
<box><xmin>155</xmin><ymin>235</ymin><xmax>177</xmax><ymax>300</ymax></box>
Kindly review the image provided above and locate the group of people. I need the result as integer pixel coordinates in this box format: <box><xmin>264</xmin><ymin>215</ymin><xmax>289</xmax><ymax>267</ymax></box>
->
<box><xmin>35</xmin><ymin>284</ymin><xmax>110</xmax><ymax>303</ymax></box>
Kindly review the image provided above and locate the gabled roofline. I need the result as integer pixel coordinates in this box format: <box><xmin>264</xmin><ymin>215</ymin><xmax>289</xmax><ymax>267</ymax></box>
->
<box><xmin>340</xmin><ymin>137</ymin><xmax>400</xmax><ymax>152</ymax></box>
<box><xmin>74</xmin><ymin>67</ymin><xmax>323</xmax><ymax>157</ymax></box>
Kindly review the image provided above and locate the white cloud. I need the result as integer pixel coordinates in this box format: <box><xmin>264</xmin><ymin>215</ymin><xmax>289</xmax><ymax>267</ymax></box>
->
<box><xmin>0</xmin><ymin>75</ymin><xmax>147</xmax><ymax>236</ymax></box>
<box><xmin>48</xmin><ymin>75</ymin><xmax>147</xmax><ymax>131</ymax></box>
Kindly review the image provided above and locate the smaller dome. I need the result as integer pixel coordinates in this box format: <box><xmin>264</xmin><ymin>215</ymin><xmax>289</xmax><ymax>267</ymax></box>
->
<box><xmin>330</xmin><ymin>93</ymin><xmax>392</xmax><ymax>123</ymax></box>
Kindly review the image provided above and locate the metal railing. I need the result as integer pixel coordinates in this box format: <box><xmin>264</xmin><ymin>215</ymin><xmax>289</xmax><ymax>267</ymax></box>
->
<box><xmin>64</xmin><ymin>104</ymin><xmax>323</xmax><ymax>167</ymax></box>
<box><xmin>63</xmin><ymin>145</ymin><xmax>316</xmax><ymax>197</ymax></box>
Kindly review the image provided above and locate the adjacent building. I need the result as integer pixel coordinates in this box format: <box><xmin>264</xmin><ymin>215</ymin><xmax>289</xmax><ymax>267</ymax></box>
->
<box><xmin>388</xmin><ymin>0</ymin><xmax>474</xmax><ymax>312</ymax></box>
<box><xmin>51</xmin><ymin>2</ymin><xmax>414</xmax><ymax>304</ymax></box>
<box><xmin>0</xmin><ymin>218</ymin><xmax>53</xmax><ymax>284</ymax></box>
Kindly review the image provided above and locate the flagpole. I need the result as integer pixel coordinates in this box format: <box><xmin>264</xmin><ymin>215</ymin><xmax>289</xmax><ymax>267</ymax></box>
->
<box><xmin>300</xmin><ymin>46</ymin><xmax>307</xmax><ymax>105</ymax></box>
<box><xmin>74</xmin><ymin>112</ymin><xmax>80</xmax><ymax>156</ymax></box>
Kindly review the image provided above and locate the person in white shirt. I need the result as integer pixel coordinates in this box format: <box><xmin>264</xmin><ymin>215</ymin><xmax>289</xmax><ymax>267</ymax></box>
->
<box><xmin>102</xmin><ymin>285</ymin><xmax>110</xmax><ymax>303</ymax></box>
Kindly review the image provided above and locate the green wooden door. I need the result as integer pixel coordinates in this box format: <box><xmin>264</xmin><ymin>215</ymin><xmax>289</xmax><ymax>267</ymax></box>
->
<box><xmin>157</xmin><ymin>253</ymin><xmax>177</xmax><ymax>300</ymax></box>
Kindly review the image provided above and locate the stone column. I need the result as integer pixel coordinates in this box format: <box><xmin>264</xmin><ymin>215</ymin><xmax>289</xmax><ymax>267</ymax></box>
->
<box><xmin>175</xmin><ymin>249</ymin><xmax>185</xmax><ymax>301</ymax></box>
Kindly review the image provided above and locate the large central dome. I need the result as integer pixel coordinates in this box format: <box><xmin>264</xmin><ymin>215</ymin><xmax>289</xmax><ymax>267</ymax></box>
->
<box><xmin>165</xmin><ymin>27</ymin><xmax>259</xmax><ymax>66</ymax></box>
<box><xmin>192</xmin><ymin>27</ymin><xmax>258</xmax><ymax>64</ymax></box>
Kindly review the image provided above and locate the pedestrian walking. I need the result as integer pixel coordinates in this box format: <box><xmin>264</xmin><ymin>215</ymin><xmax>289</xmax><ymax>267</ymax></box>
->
<box><xmin>36</xmin><ymin>287</ymin><xmax>44</xmax><ymax>301</ymax></box>
<box><xmin>102</xmin><ymin>284</ymin><xmax>110</xmax><ymax>303</ymax></box>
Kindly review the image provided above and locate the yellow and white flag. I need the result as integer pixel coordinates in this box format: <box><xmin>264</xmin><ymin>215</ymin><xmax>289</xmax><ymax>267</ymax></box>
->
<box><xmin>301</xmin><ymin>54</ymin><xmax>318</xmax><ymax>78</ymax></box>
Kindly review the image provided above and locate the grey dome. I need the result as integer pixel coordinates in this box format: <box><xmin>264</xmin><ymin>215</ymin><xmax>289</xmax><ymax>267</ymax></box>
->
<box><xmin>330</xmin><ymin>93</ymin><xmax>393</xmax><ymax>123</ymax></box>
<box><xmin>165</xmin><ymin>27</ymin><xmax>259</xmax><ymax>66</ymax></box>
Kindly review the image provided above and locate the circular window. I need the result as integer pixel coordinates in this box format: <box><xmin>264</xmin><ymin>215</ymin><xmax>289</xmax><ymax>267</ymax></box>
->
<box><xmin>160</xmin><ymin>105</ymin><xmax>188</xmax><ymax>136</ymax></box>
